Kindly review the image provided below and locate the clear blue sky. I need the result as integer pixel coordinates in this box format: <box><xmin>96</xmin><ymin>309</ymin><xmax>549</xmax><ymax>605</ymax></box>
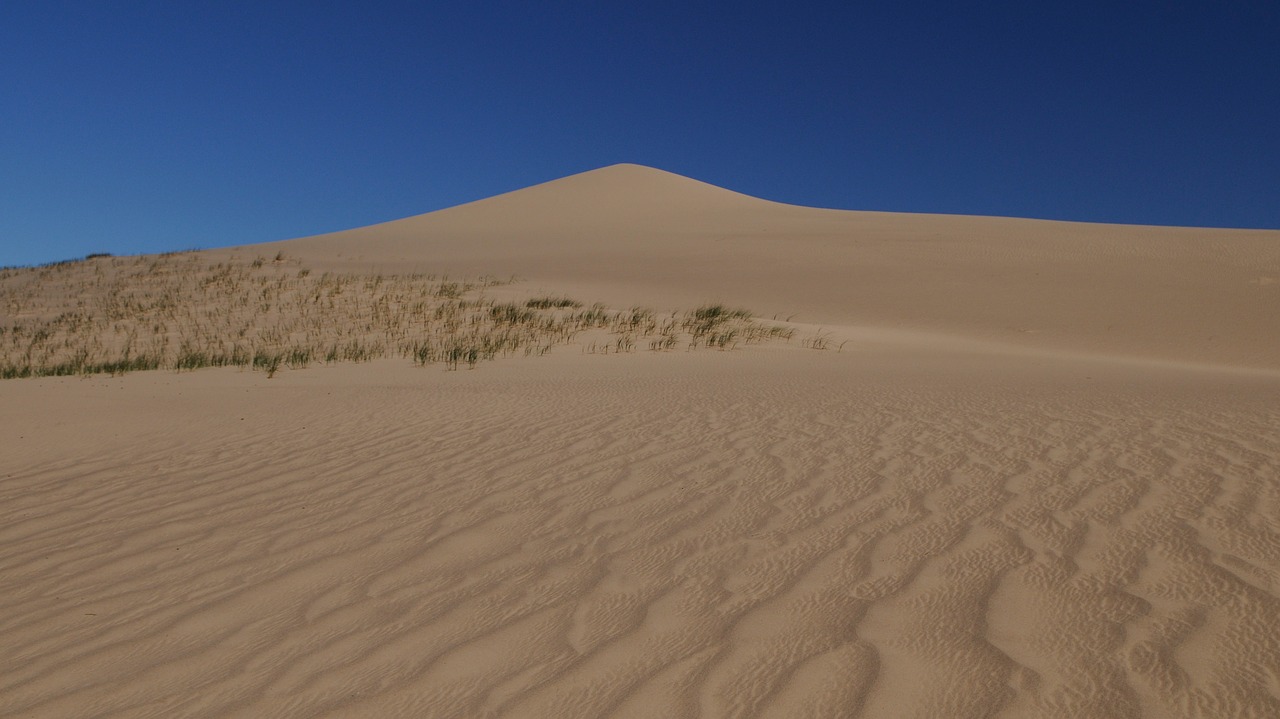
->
<box><xmin>3</xmin><ymin>2</ymin><xmax>1277</xmax><ymax>266</ymax></box>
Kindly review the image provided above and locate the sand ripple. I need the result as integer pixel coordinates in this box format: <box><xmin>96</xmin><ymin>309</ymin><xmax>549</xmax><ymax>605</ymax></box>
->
<box><xmin>2</xmin><ymin>354</ymin><xmax>1278</xmax><ymax>717</ymax></box>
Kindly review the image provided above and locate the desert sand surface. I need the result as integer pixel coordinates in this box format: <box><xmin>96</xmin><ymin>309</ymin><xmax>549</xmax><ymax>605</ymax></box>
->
<box><xmin>2</xmin><ymin>165</ymin><xmax>1279</xmax><ymax>718</ymax></box>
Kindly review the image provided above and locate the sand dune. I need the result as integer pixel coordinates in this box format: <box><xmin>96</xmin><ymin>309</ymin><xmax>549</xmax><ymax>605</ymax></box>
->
<box><xmin>254</xmin><ymin>164</ymin><xmax>1280</xmax><ymax>370</ymax></box>
<box><xmin>2</xmin><ymin>166</ymin><xmax>1279</xmax><ymax>717</ymax></box>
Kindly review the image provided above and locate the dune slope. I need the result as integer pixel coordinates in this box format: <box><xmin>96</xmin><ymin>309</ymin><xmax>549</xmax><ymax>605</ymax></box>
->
<box><xmin>256</xmin><ymin>164</ymin><xmax>1280</xmax><ymax>370</ymax></box>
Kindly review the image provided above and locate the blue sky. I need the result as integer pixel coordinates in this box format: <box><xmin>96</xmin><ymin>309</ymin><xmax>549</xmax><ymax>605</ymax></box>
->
<box><xmin>3</xmin><ymin>2</ymin><xmax>1277</xmax><ymax>266</ymax></box>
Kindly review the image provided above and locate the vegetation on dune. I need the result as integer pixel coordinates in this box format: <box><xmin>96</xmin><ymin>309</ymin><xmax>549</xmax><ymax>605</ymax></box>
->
<box><xmin>0</xmin><ymin>251</ymin><xmax>813</xmax><ymax>380</ymax></box>
<box><xmin>524</xmin><ymin>296</ymin><xmax>582</xmax><ymax>309</ymax></box>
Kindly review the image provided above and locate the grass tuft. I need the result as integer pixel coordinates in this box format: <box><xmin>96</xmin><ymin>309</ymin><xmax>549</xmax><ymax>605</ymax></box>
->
<box><xmin>525</xmin><ymin>296</ymin><xmax>582</xmax><ymax>309</ymax></box>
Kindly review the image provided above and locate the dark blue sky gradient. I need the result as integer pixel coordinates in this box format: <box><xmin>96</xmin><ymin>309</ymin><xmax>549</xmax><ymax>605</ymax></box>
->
<box><xmin>3</xmin><ymin>2</ymin><xmax>1278</xmax><ymax>266</ymax></box>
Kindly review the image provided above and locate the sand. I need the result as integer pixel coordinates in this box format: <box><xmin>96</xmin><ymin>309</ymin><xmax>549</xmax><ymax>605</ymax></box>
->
<box><xmin>2</xmin><ymin>165</ymin><xmax>1279</xmax><ymax>717</ymax></box>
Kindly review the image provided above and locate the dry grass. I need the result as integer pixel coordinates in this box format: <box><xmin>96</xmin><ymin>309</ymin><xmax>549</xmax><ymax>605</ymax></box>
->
<box><xmin>0</xmin><ymin>252</ymin><xmax>801</xmax><ymax>378</ymax></box>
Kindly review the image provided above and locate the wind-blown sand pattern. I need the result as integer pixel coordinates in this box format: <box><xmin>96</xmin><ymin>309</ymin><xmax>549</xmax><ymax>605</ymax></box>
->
<box><xmin>3</xmin><ymin>165</ymin><xmax>1279</xmax><ymax>717</ymax></box>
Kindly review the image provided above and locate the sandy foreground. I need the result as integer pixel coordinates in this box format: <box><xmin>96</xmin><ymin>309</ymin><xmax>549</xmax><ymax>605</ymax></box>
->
<box><xmin>2</xmin><ymin>165</ymin><xmax>1279</xmax><ymax>717</ymax></box>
